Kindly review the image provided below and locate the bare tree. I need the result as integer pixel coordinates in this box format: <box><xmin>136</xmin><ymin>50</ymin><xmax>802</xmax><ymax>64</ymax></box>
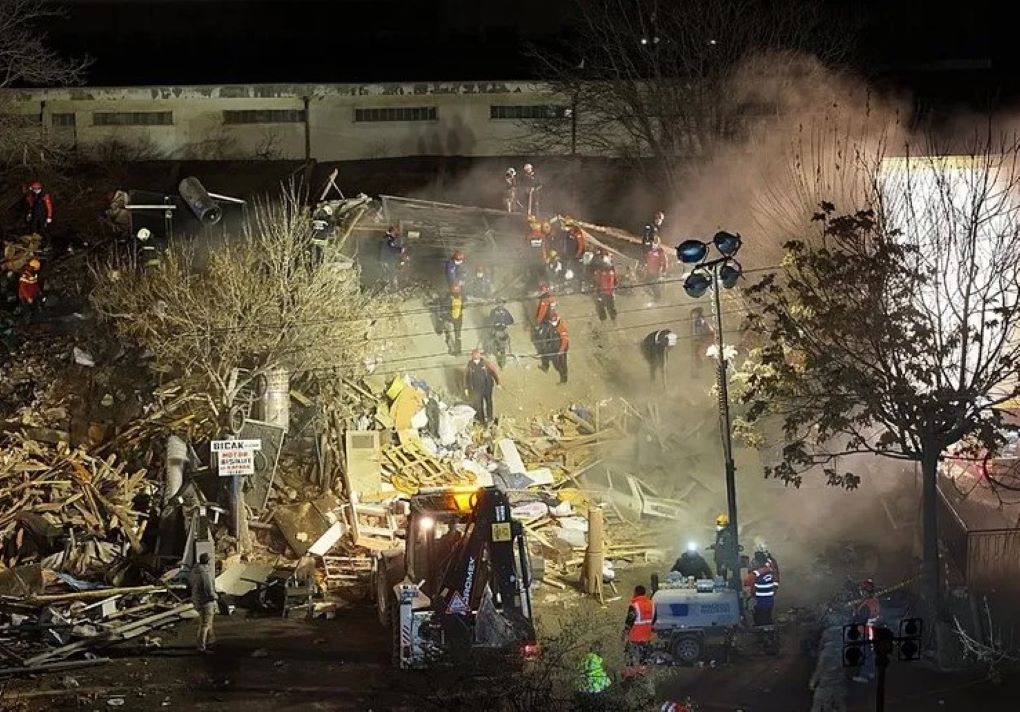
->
<box><xmin>0</xmin><ymin>0</ymin><xmax>89</xmax><ymax>165</ymax></box>
<box><xmin>526</xmin><ymin>0</ymin><xmax>853</xmax><ymax>194</ymax></box>
<box><xmin>740</xmin><ymin>132</ymin><xmax>1020</xmax><ymax>624</ymax></box>
<box><xmin>90</xmin><ymin>186</ymin><xmax>376</xmax><ymax>422</ymax></box>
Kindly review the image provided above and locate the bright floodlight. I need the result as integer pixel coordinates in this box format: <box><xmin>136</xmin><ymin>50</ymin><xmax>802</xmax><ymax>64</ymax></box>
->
<box><xmin>677</xmin><ymin>239</ymin><xmax>708</xmax><ymax>264</ymax></box>
<box><xmin>683</xmin><ymin>270</ymin><xmax>712</xmax><ymax>298</ymax></box>
<box><xmin>719</xmin><ymin>262</ymin><xmax>742</xmax><ymax>289</ymax></box>
<box><xmin>686</xmin><ymin>541</ymin><xmax>697</xmax><ymax>552</ymax></box>
<box><xmin>713</xmin><ymin>231</ymin><xmax>742</xmax><ymax>256</ymax></box>
<box><xmin>420</xmin><ymin>516</ymin><xmax>435</xmax><ymax>531</ymax></box>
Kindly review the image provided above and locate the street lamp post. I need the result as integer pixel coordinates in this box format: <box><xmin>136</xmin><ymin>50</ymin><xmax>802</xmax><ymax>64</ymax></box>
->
<box><xmin>678</xmin><ymin>232</ymin><xmax>743</xmax><ymax>591</ymax></box>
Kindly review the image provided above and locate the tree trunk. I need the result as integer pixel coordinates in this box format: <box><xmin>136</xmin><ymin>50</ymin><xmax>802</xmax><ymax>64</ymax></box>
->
<box><xmin>920</xmin><ymin>445</ymin><xmax>941</xmax><ymax>609</ymax></box>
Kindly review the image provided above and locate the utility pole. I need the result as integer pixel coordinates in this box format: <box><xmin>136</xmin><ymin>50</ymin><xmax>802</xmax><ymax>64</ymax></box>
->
<box><xmin>711</xmin><ymin>262</ymin><xmax>740</xmax><ymax>591</ymax></box>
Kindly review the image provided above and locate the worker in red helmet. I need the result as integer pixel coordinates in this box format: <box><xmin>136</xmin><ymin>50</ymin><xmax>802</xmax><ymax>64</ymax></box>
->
<box><xmin>534</xmin><ymin>281</ymin><xmax>557</xmax><ymax>325</ymax></box>
<box><xmin>852</xmin><ymin>578</ymin><xmax>881</xmax><ymax>683</ymax></box>
<box><xmin>464</xmin><ymin>348</ymin><xmax>501</xmax><ymax>424</ymax></box>
<box><xmin>445</xmin><ymin>249</ymin><xmax>466</xmax><ymax>288</ymax></box>
<box><xmin>536</xmin><ymin>313</ymin><xmax>569</xmax><ymax>384</ymax></box>
<box><xmin>17</xmin><ymin>257</ymin><xmax>42</xmax><ymax>311</ymax></box>
<box><xmin>441</xmin><ymin>282</ymin><xmax>465</xmax><ymax>355</ymax></box>
<box><xmin>25</xmin><ymin>181</ymin><xmax>54</xmax><ymax>234</ymax></box>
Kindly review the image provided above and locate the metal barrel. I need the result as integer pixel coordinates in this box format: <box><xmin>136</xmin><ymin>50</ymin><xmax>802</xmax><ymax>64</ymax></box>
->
<box><xmin>178</xmin><ymin>176</ymin><xmax>223</xmax><ymax>225</ymax></box>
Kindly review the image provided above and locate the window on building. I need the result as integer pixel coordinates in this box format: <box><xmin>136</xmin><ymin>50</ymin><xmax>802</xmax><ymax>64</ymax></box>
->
<box><xmin>93</xmin><ymin>111</ymin><xmax>173</xmax><ymax>127</ymax></box>
<box><xmin>223</xmin><ymin>109</ymin><xmax>306</xmax><ymax>125</ymax></box>
<box><xmin>51</xmin><ymin>113</ymin><xmax>76</xmax><ymax>128</ymax></box>
<box><xmin>490</xmin><ymin>105</ymin><xmax>570</xmax><ymax>120</ymax></box>
<box><xmin>354</xmin><ymin>106</ymin><xmax>437</xmax><ymax>123</ymax></box>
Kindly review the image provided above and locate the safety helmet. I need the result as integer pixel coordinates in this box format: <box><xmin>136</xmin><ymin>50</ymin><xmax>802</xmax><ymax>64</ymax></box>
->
<box><xmin>602</xmin><ymin>254</ymin><xmax>612</xmax><ymax>266</ymax></box>
<box><xmin>860</xmin><ymin>578</ymin><xmax>876</xmax><ymax>594</ymax></box>
<box><xmin>450</xmin><ymin>282</ymin><xmax>463</xmax><ymax>295</ymax></box>
<box><xmin>716</xmin><ymin>513</ymin><xmax>730</xmax><ymax>527</ymax></box>
<box><xmin>470</xmin><ymin>348</ymin><xmax>482</xmax><ymax>360</ymax></box>
<box><xmin>27</xmin><ymin>258</ymin><xmax>40</xmax><ymax>270</ymax></box>
<box><xmin>523</xmin><ymin>163</ymin><xmax>534</xmax><ymax>173</ymax></box>
<box><xmin>547</xmin><ymin>249</ymin><xmax>558</xmax><ymax>260</ymax></box>
<box><xmin>538</xmin><ymin>281</ymin><xmax>551</xmax><ymax>293</ymax></box>
<box><xmin>541</xmin><ymin>221</ymin><xmax>552</xmax><ymax>236</ymax></box>
<box><xmin>754</xmin><ymin>537</ymin><xmax>769</xmax><ymax>553</ymax></box>
<box><xmin>28</xmin><ymin>181</ymin><xmax>42</xmax><ymax>191</ymax></box>
<box><xmin>665</xmin><ymin>332</ymin><xmax>679</xmax><ymax>347</ymax></box>
<box><xmin>136</xmin><ymin>228</ymin><xmax>152</xmax><ymax>241</ymax></box>
<box><xmin>452</xmin><ymin>249</ymin><xmax>465</xmax><ymax>262</ymax></box>
<box><xmin>505</xmin><ymin>167</ymin><xmax>516</xmax><ymax>177</ymax></box>
<box><xmin>654</xmin><ymin>210</ymin><xmax>665</xmax><ymax>222</ymax></box>
<box><xmin>321</xmin><ymin>204</ymin><xmax>334</xmax><ymax>216</ymax></box>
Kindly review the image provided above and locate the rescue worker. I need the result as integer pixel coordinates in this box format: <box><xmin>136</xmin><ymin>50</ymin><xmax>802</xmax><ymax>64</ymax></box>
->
<box><xmin>379</xmin><ymin>225</ymin><xmax>407</xmax><ymax>286</ymax></box>
<box><xmin>534</xmin><ymin>282</ymin><xmax>557</xmax><ymax>325</ymax></box>
<box><xmin>642</xmin><ymin>210</ymin><xmax>665</xmax><ymax>247</ymax></box>
<box><xmin>592</xmin><ymin>251</ymin><xmax>618</xmax><ymax>323</ymax></box>
<box><xmin>441</xmin><ymin>283</ymin><xmax>465</xmax><ymax>356</ymax></box>
<box><xmin>671</xmin><ymin>542</ymin><xmax>713</xmax><ymax>580</ymax></box>
<box><xmin>17</xmin><ymin>258</ymin><xmax>41</xmax><ymax>312</ymax></box>
<box><xmin>445</xmin><ymin>249</ymin><xmax>466</xmax><ymax>289</ymax></box>
<box><xmin>708</xmin><ymin>513</ymin><xmax>738</xmax><ymax>581</ymax></box>
<box><xmin>135</xmin><ymin>228</ymin><xmax>162</xmax><ymax>271</ymax></box>
<box><xmin>575</xmin><ymin>639</ymin><xmax>611</xmax><ymax>706</ymax></box>
<box><xmin>189</xmin><ymin>552</ymin><xmax>218</xmax><ymax>653</ymax></box>
<box><xmin>465</xmin><ymin>264</ymin><xmax>494</xmax><ymax>299</ymax></box>
<box><xmin>503</xmin><ymin>167</ymin><xmax>520</xmax><ymax>213</ymax></box>
<box><xmin>521</xmin><ymin>162</ymin><xmax>542</xmax><ymax>217</ymax></box>
<box><xmin>464</xmin><ymin>349</ymin><xmax>501</xmax><ymax>424</ymax></box>
<box><xmin>310</xmin><ymin>203</ymin><xmax>335</xmax><ymax>263</ymax></box>
<box><xmin>852</xmin><ymin>578</ymin><xmax>881</xmax><ymax>683</ymax></box>
<box><xmin>566</xmin><ymin>225</ymin><xmax>588</xmax><ymax>261</ymax></box>
<box><xmin>641</xmin><ymin>329</ymin><xmax>678</xmax><ymax>383</ymax></box>
<box><xmin>691</xmin><ymin>307</ymin><xmax>713</xmax><ymax>373</ymax></box>
<box><xmin>536</xmin><ymin>313</ymin><xmax>569</xmax><ymax>384</ymax></box>
<box><xmin>489</xmin><ymin>300</ymin><xmax>515</xmax><ymax>369</ymax></box>
<box><xmin>622</xmin><ymin>585</ymin><xmax>655</xmax><ymax>667</ymax></box>
<box><xmin>755</xmin><ymin>538</ymin><xmax>780</xmax><ymax>580</ymax></box>
<box><xmin>743</xmin><ymin>551</ymin><xmax>779</xmax><ymax>626</ymax></box>
<box><xmin>25</xmin><ymin>181</ymin><xmax>54</xmax><ymax>234</ymax></box>
<box><xmin>545</xmin><ymin>249</ymin><xmax>567</xmax><ymax>291</ymax></box>
<box><xmin>643</xmin><ymin>235</ymin><xmax>669</xmax><ymax>304</ymax></box>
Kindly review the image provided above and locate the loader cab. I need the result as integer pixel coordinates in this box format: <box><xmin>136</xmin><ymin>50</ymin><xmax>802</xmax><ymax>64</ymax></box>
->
<box><xmin>407</xmin><ymin>511</ymin><xmax>470</xmax><ymax>598</ymax></box>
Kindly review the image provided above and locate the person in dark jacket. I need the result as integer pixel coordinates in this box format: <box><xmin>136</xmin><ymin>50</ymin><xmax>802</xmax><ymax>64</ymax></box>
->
<box><xmin>488</xmin><ymin>300</ymin><xmax>515</xmax><ymax>368</ymax></box>
<box><xmin>536</xmin><ymin>313</ymin><xmax>569</xmax><ymax>384</ymax></box>
<box><xmin>642</xmin><ymin>211</ymin><xmax>665</xmax><ymax>247</ymax></box>
<box><xmin>189</xmin><ymin>553</ymin><xmax>218</xmax><ymax>652</ymax></box>
<box><xmin>24</xmin><ymin>181</ymin><xmax>54</xmax><ymax>234</ymax></box>
<box><xmin>641</xmin><ymin>329</ymin><xmax>678</xmax><ymax>383</ymax></box>
<box><xmin>521</xmin><ymin>163</ymin><xmax>543</xmax><ymax>217</ymax></box>
<box><xmin>464</xmin><ymin>349</ymin><xmax>501</xmax><ymax>423</ymax></box>
<box><xmin>671</xmin><ymin>543</ymin><xmax>713</xmax><ymax>579</ymax></box>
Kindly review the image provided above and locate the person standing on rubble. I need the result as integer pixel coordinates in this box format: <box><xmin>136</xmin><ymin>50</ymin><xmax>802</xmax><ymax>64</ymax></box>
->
<box><xmin>464</xmin><ymin>349</ymin><xmax>501</xmax><ymax>424</ymax></box>
<box><xmin>536</xmin><ymin>313</ymin><xmax>570</xmax><ymax>384</ymax></box>
<box><xmin>441</xmin><ymin>282</ymin><xmax>465</xmax><ymax>356</ymax></box>
<box><xmin>189</xmin><ymin>553</ymin><xmax>218</xmax><ymax>653</ymax></box>
<box><xmin>852</xmin><ymin>578</ymin><xmax>882</xmax><ymax>684</ymax></box>
<box><xmin>17</xmin><ymin>258</ymin><xmax>42</xmax><ymax>315</ymax></box>
<box><xmin>534</xmin><ymin>281</ymin><xmax>558</xmax><ymax>326</ymax></box>
<box><xmin>690</xmin><ymin>307</ymin><xmax>713</xmax><ymax>373</ymax></box>
<box><xmin>379</xmin><ymin>225</ymin><xmax>407</xmax><ymax>287</ymax></box>
<box><xmin>743</xmin><ymin>551</ymin><xmax>778</xmax><ymax>626</ymax></box>
<box><xmin>24</xmin><ymin>181</ymin><xmax>54</xmax><ymax>236</ymax></box>
<box><xmin>592</xmin><ymin>251</ymin><xmax>618</xmax><ymax>324</ymax></box>
<box><xmin>708</xmin><ymin>513</ymin><xmax>738</xmax><ymax>581</ymax></box>
<box><xmin>643</xmin><ymin>235</ymin><xmax>669</xmax><ymax>305</ymax></box>
<box><xmin>642</xmin><ymin>211</ymin><xmax>665</xmax><ymax>247</ymax></box>
<box><xmin>521</xmin><ymin>163</ymin><xmax>542</xmax><ymax>217</ymax></box>
<box><xmin>445</xmin><ymin>249</ymin><xmax>466</xmax><ymax>289</ymax></box>
<box><xmin>503</xmin><ymin>167</ymin><xmax>520</xmax><ymax>213</ymax></box>
<box><xmin>310</xmin><ymin>203</ymin><xmax>336</xmax><ymax>264</ymax></box>
<box><xmin>489</xmin><ymin>300</ymin><xmax>515</xmax><ymax>368</ymax></box>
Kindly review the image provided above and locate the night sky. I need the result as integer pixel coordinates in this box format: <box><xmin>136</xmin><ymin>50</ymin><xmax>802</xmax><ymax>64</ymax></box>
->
<box><xmin>45</xmin><ymin>0</ymin><xmax>1005</xmax><ymax>107</ymax></box>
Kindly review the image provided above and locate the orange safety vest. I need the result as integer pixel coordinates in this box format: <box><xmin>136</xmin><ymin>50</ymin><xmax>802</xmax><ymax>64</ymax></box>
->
<box><xmin>627</xmin><ymin>595</ymin><xmax>654</xmax><ymax>643</ymax></box>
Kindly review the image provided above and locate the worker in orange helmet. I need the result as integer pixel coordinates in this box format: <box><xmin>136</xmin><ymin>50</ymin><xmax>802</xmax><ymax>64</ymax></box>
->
<box><xmin>25</xmin><ymin>181</ymin><xmax>54</xmax><ymax>234</ymax></box>
<box><xmin>445</xmin><ymin>249</ymin><xmax>466</xmax><ymax>288</ymax></box>
<box><xmin>17</xmin><ymin>257</ymin><xmax>42</xmax><ymax>312</ymax></box>
<box><xmin>536</xmin><ymin>313</ymin><xmax>569</xmax><ymax>384</ymax></box>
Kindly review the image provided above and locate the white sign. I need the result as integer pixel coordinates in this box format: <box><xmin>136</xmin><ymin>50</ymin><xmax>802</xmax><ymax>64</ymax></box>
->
<box><xmin>211</xmin><ymin>439</ymin><xmax>262</xmax><ymax>452</ymax></box>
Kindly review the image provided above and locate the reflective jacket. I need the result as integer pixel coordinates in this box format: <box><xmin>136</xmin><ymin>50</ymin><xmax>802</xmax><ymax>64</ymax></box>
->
<box><xmin>594</xmin><ymin>266</ymin><xmax>617</xmax><ymax>296</ymax></box>
<box><xmin>744</xmin><ymin>566</ymin><xmax>778</xmax><ymax>609</ymax></box>
<box><xmin>535</xmin><ymin>294</ymin><xmax>557</xmax><ymax>324</ymax></box>
<box><xmin>645</xmin><ymin>245</ymin><xmax>668</xmax><ymax>275</ymax></box>
<box><xmin>26</xmin><ymin>192</ymin><xmax>54</xmax><ymax>221</ymax></box>
<box><xmin>576</xmin><ymin>652</ymin><xmax>610</xmax><ymax>694</ymax></box>
<box><xmin>626</xmin><ymin>594</ymin><xmax>654</xmax><ymax>642</ymax></box>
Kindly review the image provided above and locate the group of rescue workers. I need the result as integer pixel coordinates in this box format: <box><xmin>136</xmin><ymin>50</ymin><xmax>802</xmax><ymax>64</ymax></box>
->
<box><xmin>2</xmin><ymin>182</ymin><xmax>55</xmax><ymax>316</ymax></box>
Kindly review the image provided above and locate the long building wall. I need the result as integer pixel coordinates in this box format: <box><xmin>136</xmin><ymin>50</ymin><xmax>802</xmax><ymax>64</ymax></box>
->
<box><xmin>2</xmin><ymin>82</ymin><xmax>574</xmax><ymax>161</ymax></box>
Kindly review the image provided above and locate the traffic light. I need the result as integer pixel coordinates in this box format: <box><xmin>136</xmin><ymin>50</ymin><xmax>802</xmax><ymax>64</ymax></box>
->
<box><xmin>842</xmin><ymin>623</ymin><xmax>866</xmax><ymax>667</ymax></box>
<box><xmin>898</xmin><ymin>618</ymin><xmax>923</xmax><ymax>661</ymax></box>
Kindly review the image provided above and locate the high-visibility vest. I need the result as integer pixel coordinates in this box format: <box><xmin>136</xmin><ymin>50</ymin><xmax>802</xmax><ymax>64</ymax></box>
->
<box><xmin>628</xmin><ymin>595</ymin><xmax>654</xmax><ymax>642</ymax></box>
<box><xmin>577</xmin><ymin>652</ymin><xmax>610</xmax><ymax>694</ymax></box>
<box><xmin>752</xmin><ymin>567</ymin><xmax>778</xmax><ymax>606</ymax></box>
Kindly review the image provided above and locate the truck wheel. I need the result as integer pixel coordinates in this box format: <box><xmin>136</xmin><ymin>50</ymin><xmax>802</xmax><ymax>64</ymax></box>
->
<box><xmin>671</xmin><ymin>635</ymin><xmax>703</xmax><ymax>665</ymax></box>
